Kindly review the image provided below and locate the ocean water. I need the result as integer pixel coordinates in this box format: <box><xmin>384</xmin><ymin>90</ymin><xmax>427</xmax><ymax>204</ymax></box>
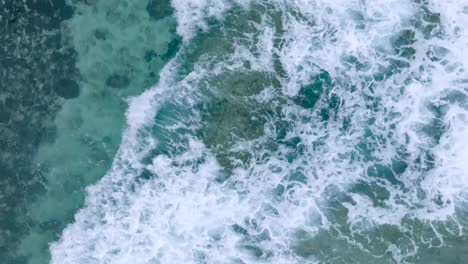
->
<box><xmin>2</xmin><ymin>0</ymin><xmax>468</xmax><ymax>263</ymax></box>
<box><xmin>1</xmin><ymin>0</ymin><xmax>178</xmax><ymax>263</ymax></box>
<box><xmin>18</xmin><ymin>2</ymin><xmax>178</xmax><ymax>262</ymax></box>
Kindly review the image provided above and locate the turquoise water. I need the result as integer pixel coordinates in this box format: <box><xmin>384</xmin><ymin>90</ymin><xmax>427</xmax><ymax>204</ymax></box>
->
<box><xmin>2</xmin><ymin>0</ymin><xmax>468</xmax><ymax>263</ymax></box>
<box><xmin>2</xmin><ymin>0</ymin><xmax>178</xmax><ymax>263</ymax></box>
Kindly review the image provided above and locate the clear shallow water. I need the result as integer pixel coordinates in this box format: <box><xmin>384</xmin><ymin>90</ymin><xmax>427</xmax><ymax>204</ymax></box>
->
<box><xmin>2</xmin><ymin>0</ymin><xmax>178</xmax><ymax>263</ymax></box>
<box><xmin>3</xmin><ymin>0</ymin><xmax>468</xmax><ymax>264</ymax></box>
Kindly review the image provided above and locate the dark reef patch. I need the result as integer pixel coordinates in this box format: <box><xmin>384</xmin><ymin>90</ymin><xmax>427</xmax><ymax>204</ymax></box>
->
<box><xmin>106</xmin><ymin>74</ymin><xmax>130</xmax><ymax>89</ymax></box>
<box><xmin>53</xmin><ymin>79</ymin><xmax>81</xmax><ymax>99</ymax></box>
<box><xmin>146</xmin><ymin>0</ymin><xmax>173</xmax><ymax>20</ymax></box>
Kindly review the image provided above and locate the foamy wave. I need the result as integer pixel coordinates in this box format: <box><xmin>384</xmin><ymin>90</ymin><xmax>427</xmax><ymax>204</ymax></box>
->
<box><xmin>171</xmin><ymin>0</ymin><xmax>251</xmax><ymax>40</ymax></box>
<box><xmin>51</xmin><ymin>0</ymin><xmax>468</xmax><ymax>263</ymax></box>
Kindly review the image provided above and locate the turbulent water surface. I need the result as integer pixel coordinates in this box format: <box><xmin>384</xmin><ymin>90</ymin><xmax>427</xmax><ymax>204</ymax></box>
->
<box><xmin>2</xmin><ymin>0</ymin><xmax>468</xmax><ymax>264</ymax></box>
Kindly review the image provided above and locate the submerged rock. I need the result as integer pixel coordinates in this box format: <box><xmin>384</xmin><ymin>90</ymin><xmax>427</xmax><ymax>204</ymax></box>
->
<box><xmin>94</xmin><ymin>29</ymin><xmax>108</xmax><ymax>40</ymax></box>
<box><xmin>146</xmin><ymin>0</ymin><xmax>173</xmax><ymax>20</ymax></box>
<box><xmin>53</xmin><ymin>79</ymin><xmax>80</xmax><ymax>99</ymax></box>
<box><xmin>0</xmin><ymin>111</ymin><xmax>10</xmax><ymax>123</ymax></box>
<box><xmin>105</xmin><ymin>74</ymin><xmax>130</xmax><ymax>89</ymax></box>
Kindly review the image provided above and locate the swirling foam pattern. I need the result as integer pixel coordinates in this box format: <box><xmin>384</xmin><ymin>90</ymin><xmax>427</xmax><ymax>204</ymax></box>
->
<box><xmin>50</xmin><ymin>1</ymin><xmax>468</xmax><ymax>263</ymax></box>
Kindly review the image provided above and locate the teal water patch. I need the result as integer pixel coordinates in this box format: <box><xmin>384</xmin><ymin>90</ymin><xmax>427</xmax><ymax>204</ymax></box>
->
<box><xmin>14</xmin><ymin>0</ymin><xmax>179</xmax><ymax>263</ymax></box>
<box><xmin>0</xmin><ymin>1</ymin><xmax>80</xmax><ymax>263</ymax></box>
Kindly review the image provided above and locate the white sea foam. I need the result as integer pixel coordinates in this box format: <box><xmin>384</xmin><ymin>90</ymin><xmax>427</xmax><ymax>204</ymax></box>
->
<box><xmin>51</xmin><ymin>0</ymin><xmax>468</xmax><ymax>263</ymax></box>
<box><xmin>171</xmin><ymin>0</ymin><xmax>251</xmax><ymax>40</ymax></box>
